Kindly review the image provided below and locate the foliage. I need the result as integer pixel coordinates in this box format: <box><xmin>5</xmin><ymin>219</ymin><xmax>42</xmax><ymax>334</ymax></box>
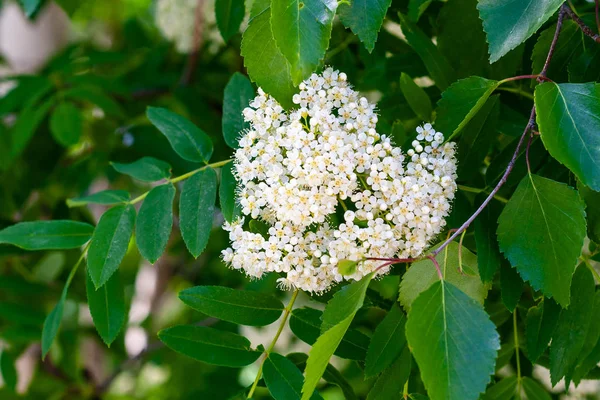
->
<box><xmin>1</xmin><ymin>0</ymin><xmax>600</xmax><ymax>399</ymax></box>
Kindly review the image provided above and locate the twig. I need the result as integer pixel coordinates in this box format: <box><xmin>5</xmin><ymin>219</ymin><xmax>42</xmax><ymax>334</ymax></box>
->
<box><xmin>539</xmin><ymin>8</ymin><xmax>567</xmax><ymax>80</ymax></box>
<box><xmin>525</xmin><ymin>131</ymin><xmax>535</xmax><ymax>173</ymax></box>
<box><xmin>180</xmin><ymin>0</ymin><xmax>205</xmax><ymax>86</ymax></box>
<box><xmin>563</xmin><ymin>3</ymin><xmax>600</xmax><ymax>43</ymax></box>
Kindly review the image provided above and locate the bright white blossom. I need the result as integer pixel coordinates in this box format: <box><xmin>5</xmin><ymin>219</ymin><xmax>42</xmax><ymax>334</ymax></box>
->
<box><xmin>155</xmin><ymin>0</ymin><xmax>224</xmax><ymax>54</ymax></box>
<box><xmin>222</xmin><ymin>68</ymin><xmax>458</xmax><ymax>293</ymax></box>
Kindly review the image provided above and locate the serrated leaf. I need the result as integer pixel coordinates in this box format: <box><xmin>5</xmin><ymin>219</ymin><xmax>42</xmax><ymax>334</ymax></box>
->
<box><xmin>215</xmin><ymin>0</ymin><xmax>245</xmax><ymax>42</ymax></box>
<box><xmin>572</xmin><ymin>292</ymin><xmax>600</xmax><ymax>384</ymax></box>
<box><xmin>364</xmin><ymin>303</ymin><xmax>406</xmax><ymax>379</ymax></box>
<box><xmin>531</xmin><ymin>21</ymin><xmax>583</xmax><ymax>82</ymax></box>
<box><xmin>158</xmin><ymin>325</ymin><xmax>261</xmax><ymax>367</ymax></box>
<box><xmin>521</xmin><ymin>377</ymin><xmax>551</xmax><ymax>400</ymax></box>
<box><xmin>219</xmin><ymin>162</ymin><xmax>241</xmax><ymax>222</ymax></box>
<box><xmin>146</xmin><ymin>107</ymin><xmax>213</xmax><ymax>163</ymax></box>
<box><xmin>86</xmin><ymin>270</ymin><xmax>125</xmax><ymax>345</ymax></box>
<box><xmin>67</xmin><ymin>190</ymin><xmax>130</xmax><ymax>208</ymax></box>
<box><xmin>535</xmin><ymin>82</ymin><xmax>600</xmax><ymax>191</ymax></box>
<box><xmin>338</xmin><ymin>0</ymin><xmax>392</xmax><ymax>52</ymax></box>
<box><xmin>474</xmin><ymin>194</ymin><xmax>503</xmax><ymax>283</ymax></box>
<box><xmin>263</xmin><ymin>352</ymin><xmax>322</xmax><ymax>400</ymax></box>
<box><xmin>88</xmin><ymin>205</ymin><xmax>136</xmax><ymax>289</ymax></box>
<box><xmin>569</xmin><ymin>45</ymin><xmax>600</xmax><ymax>83</ymax></box>
<box><xmin>289</xmin><ymin>307</ymin><xmax>369</xmax><ymax>360</ymax></box>
<box><xmin>136</xmin><ymin>184</ymin><xmax>175</xmax><ymax>263</ymax></box>
<box><xmin>366</xmin><ymin>346</ymin><xmax>411</xmax><ymax>400</ymax></box>
<box><xmin>477</xmin><ymin>0</ymin><xmax>564</xmax><ymax>63</ymax></box>
<box><xmin>222</xmin><ymin>73</ymin><xmax>254</xmax><ymax>149</ymax></box>
<box><xmin>111</xmin><ymin>157</ymin><xmax>172</xmax><ymax>182</ymax></box>
<box><xmin>179</xmin><ymin>285</ymin><xmax>284</xmax><ymax>326</ymax></box>
<box><xmin>499</xmin><ymin>261</ymin><xmax>523</xmax><ymax>312</ymax></box>
<box><xmin>179</xmin><ymin>168</ymin><xmax>217</xmax><ymax>257</ymax></box>
<box><xmin>406</xmin><ymin>280</ymin><xmax>500</xmax><ymax>400</ymax></box>
<box><xmin>398</xmin><ymin>13</ymin><xmax>455</xmax><ymax>90</ymax></box>
<box><xmin>241</xmin><ymin>8</ymin><xmax>295</xmax><ymax>109</ymax></box>
<box><xmin>435</xmin><ymin>76</ymin><xmax>499</xmax><ymax>141</ymax></box>
<box><xmin>302</xmin><ymin>275</ymin><xmax>373</xmax><ymax>399</ymax></box>
<box><xmin>579</xmin><ymin>183</ymin><xmax>600</xmax><ymax>244</ymax></box>
<box><xmin>0</xmin><ymin>220</ymin><xmax>94</xmax><ymax>250</ymax></box>
<box><xmin>482</xmin><ymin>376</ymin><xmax>518</xmax><ymax>400</ymax></box>
<box><xmin>321</xmin><ymin>274</ymin><xmax>373</xmax><ymax>333</ymax></box>
<box><xmin>271</xmin><ymin>0</ymin><xmax>336</xmax><ymax>85</ymax></box>
<box><xmin>525</xmin><ymin>298</ymin><xmax>561</xmax><ymax>363</ymax></box>
<box><xmin>399</xmin><ymin>242</ymin><xmax>488</xmax><ymax>310</ymax></box>
<box><xmin>497</xmin><ymin>174</ymin><xmax>586</xmax><ymax>307</ymax></box>
<box><xmin>49</xmin><ymin>102</ymin><xmax>83</xmax><ymax>146</ymax></box>
<box><xmin>399</xmin><ymin>73</ymin><xmax>432</xmax><ymax>121</ymax></box>
<box><xmin>549</xmin><ymin>265</ymin><xmax>595</xmax><ymax>385</ymax></box>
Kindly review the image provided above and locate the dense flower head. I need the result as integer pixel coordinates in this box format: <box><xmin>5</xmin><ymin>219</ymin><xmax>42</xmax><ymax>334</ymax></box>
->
<box><xmin>222</xmin><ymin>68</ymin><xmax>458</xmax><ymax>293</ymax></box>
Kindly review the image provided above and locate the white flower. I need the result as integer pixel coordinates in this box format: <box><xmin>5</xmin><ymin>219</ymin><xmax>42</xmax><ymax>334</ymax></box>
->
<box><xmin>221</xmin><ymin>68</ymin><xmax>458</xmax><ymax>293</ymax></box>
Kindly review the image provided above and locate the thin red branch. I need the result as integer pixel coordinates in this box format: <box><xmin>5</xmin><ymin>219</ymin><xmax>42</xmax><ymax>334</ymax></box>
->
<box><xmin>525</xmin><ymin>130</ymin><xmax>535</xmax><ymax>173</ymax></box>
<box><xmin>539</xmin><ymin>8</ymin><xmax>567</xmax><ymax>80</ymax></box>
<box><xmin>428</xmin><ymin>255</ymin><xmax>443</xmax><ymax>280</ymax></box>
<box><xmin>501</xmin><ymin>74</ymin><xmax>553</xmax><ymax>83</ymax></box>
<box><xmin>563</xmin><ymin>3</ymin><xmax>600</xmax><ymax>43</ymax></box>
<box><xmin>180</xmin><ymin>0</ymin><xmax>205</xmax><ymax>86</ymax></box>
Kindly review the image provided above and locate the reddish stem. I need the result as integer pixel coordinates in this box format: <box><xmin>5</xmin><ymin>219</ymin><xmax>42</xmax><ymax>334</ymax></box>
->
<box><xmin>428</xmin><ymin>255</ymin><xmax>443</xmax><ymax>281</ymax></box>
<box><xmin>563</xmin><ymin>4</ymin><xmax>600</xmax><ymax>43</ymax></box>
<box><xmin>500</xmin><ymin>74</ymin><xmax>553</xmax><ymax>84</ymax></box>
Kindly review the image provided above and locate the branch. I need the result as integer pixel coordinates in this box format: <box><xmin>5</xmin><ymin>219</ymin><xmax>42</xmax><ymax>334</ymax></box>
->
<box><xmin>563</xmin><ymin>3</ymin><xmax>600</xmax><ymax>43</ymax></box>
<box><xmin>180</xmin><ymin>0</ymin><xmax>205</xmax><ymax>86</ymax></box>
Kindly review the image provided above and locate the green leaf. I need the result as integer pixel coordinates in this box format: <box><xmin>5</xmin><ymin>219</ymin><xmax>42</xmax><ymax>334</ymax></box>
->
<box><xmin>521</xmin><ymin>377</ymin><xmax>551</xmax><ymax>400</ymax></box>
<box><xmin>456</xmin><ymin>95</ymin><xmax>499</xmax><ymax>180</ymax></box>
<box><xmin>302</xmin><ymin>275</ymin><xmax>373</xmax><ymax>399</ymax></box>
<box><xmin>49</xmin><ymin>102</ymin><xmax>83</xmax><ymax>147</ymax></box>
<box><xmin>219</xmin><ymin>162</ymin><xmax>241</xmax><ymax>223</ymax></box>
<box><xmin>271</xmin><ymin>0</ymin><xmax>336</xmax><ymax>84</ymax></box>
<box><xmin>18</xmin><ymin>0</ymin><xmax>43</xmax><ymax>17</ymax></box>
<box><xmin>136</xmin><ymin>184</ymin><xmax>175</xmax><ymax>263</ymax></box>
<box><xmin>67</xmin><ymin>190</ymin><xmax>130</xmax><ymax>208</ymax></box>
<box><xmin>399</xmin><ymin>242</ymin><xmax>488</xmax><ymax>310</ymax></box>
<box><xmin>146</xmin><ymin>107</ymin><xmax>213</xmax><ymax>163</ymax></box>
<box><xmin>497</xmin><ymin>174</ymin><xmax>586</xmax><ymax>307</ymax></box>
<box><xmin>241</xmin><ymin>8</ymin><xmax>295</xmax><ymax>109</ymax></box>
<box><xmin>569</xmin><ymin>45</ymin><xmax>600</xmax><ymax>83</ymax></box>
<box><xmin>337</xmin><ymin>260</ymin><xmax>359</xmax><ymax>276</ymax></box>
<box><xmin>10</xmin><ymin>95</ymin><xmax>56</xmax><ymax>158</ymax></box>
<box><xmin>179</xmin><ymin>285</ymin><xmax>284</xmax><ymax>326</ymax></box>
<box><xmin>397</xmin><ymin>13</ymin><xmax>455</xmax><ymax>90</ymax></box>
<box><xmin>572</xmin><ymin>292</ymin><xmax>600</xmax><ymax>384</ymax></box>
<box><xmin>477</xmin><ymin>0</ymin><xmax>564</xmax><ymax>62</ymax></box>
<box><xmin>86</xmin><ymin>270</ymin><xmax>126</xmax><ymax>345</ymax></box>
<box><xmin>158</xmin><ymin>325</ymin><xmax>261</xmax><ymax>367</ymax></box>
<box><xmin>111</xmin><ymin>157</ymin><xmax>172</xmax><ymax>182</ymax></box>
<box><xmin>499</xmin><ymin>261</ymin><xmax>523</xmax><ymax>312</ymax></box>
<box><xmin>399</xmin><ymin>73</ymin><xmax>432</xmax><ymax>121</ymax></box>
<box><xmin>364</xmin><ymin>303</ymin><xmax>406</xmax><ymax>379</ymax></box>
<box><xmin>406</xmin><ymin>281</ymin><xmax>500</xmax><ymax>400</ymax></box>
<box><xmin>0</xmin><ymin>350</ymin><xmax>17</xmax><ymax>392</ymax></box>
<box><xmin>222</xmin><ymin>73</ymin><xmax>254</xmax><ymax>149</ymax></box>
<box><xmin>0</xmin><ymin>220</ymin><xmax>94</xmax><ymax>250</ymax></box>
<box><xmin>408</xmin><ymin>0</ymin><xmax>433</xmax><ymax>22</ymax></box>
<box><xmin>579</xmin><ymin>183</ymin><xmax>600</xmax><ymax>243</ymax></box>
<box><xmin>549</xmin><ymin>265</ymin><xmax>595</xmax><ymax>385</ymax></box>
<box><xmin>289</xmin><ymin>307</ymin><xmax>369</xmax><ymax>360</ymax></box>
<box><xmin>321</xmin><ymin>274</ymin><xmax>373</xmax><ymax>333</ymax></box>
<box><xmin>474</xmin><ymin>194</ymin><xmax>503</xmax><ymax>283</ymax></box>
<box><xmin>482</xmin><ymin>376</ymin><xmax>518</xmax><ymax>400</ymax></box>
<box><xmin>179</xmin><ymin>168</ymin><xmax>217</xmax><ymax>257</ymax></box>
<box><xmin>531</xmin><ymin>21</ymin><xmax>583</xmax><ymax>82</ymax></box>
<box><xmin>535</xmin><ymin>82</ymin><xmax>600</xmax><ymax>191</ymax></box>
<box><xmin>263</xmin><ymin>352</ymin><xmax>322</xmax><ymax>400</ymax></box>
<box><xmin>215</xmin><ymin>0</ymin><xmax>245</xmax><ymax>42</ymax></box>
<box><xmin>525</xmin><ymin>298</ymin><xmax>561</xmax><ymax>363</ymax></box>
<box><xmin>366</xmin><ymin>346</ymin><xmax>411</xmax><ymax>400</ymax></box>
<box><xmin>338</xmin><ymin>0</ymin><xmax>392</xmax><ymax>52</ymax></box>
<box><xmin>435</xmin><ymin>76</ymin><xmax>499</xmax><ymax>141</ymax></box>
<box><xmin>88</xmin><ymin>205</ymin><xmax>136</xmax><ymax>289</ymax></box>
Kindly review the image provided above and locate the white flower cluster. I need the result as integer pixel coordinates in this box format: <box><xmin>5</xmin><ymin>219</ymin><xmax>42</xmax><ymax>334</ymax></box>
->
<box><xmin>155</xmin><ymin>0</ymin><xmax>224</xmax><ymax>54</ymax></box>
<box><xmin>222</xmin><ymin>68</ymin><xmax>458</xmax><ymax>293</ymax></box>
